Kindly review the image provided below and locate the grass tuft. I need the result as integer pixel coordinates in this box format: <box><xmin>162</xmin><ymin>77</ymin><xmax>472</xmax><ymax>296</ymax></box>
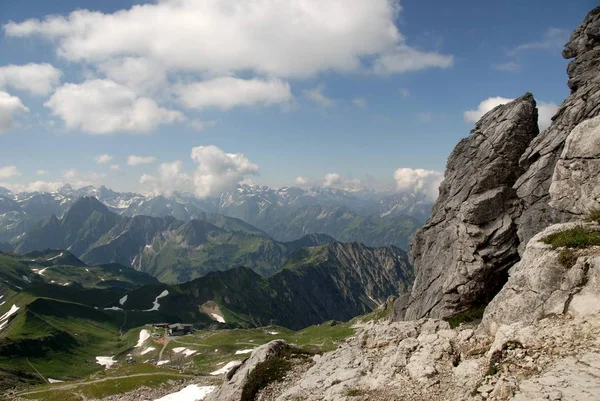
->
<box><xmin>587</xmin><ymin>209</ymin><xmax>600</xmax><ymax>225</ymax></box>
<box><xmin>541</xmin><ymin>226</ymin><xmax>600</xmax><ymax>249</ymax></box>
<box><xmin>343</xmin><ymin>387</ymin><xmax>365</xmax><ymax>397</ymax></box>
<box><xmin>443</xmin><ymin>306</ymin><xmax>486</xmax><ymax>329</ymax></box>
<box><xmin>558</xmin><ymin>249</ymin><xmax>578</xmax><ymax>269</ymax></box>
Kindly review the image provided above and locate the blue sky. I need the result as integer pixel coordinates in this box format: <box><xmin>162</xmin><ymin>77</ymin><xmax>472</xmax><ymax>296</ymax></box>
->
<box><xmin>0</xmin><ymin>0</ymin><xmax>595</xmax><ymax>198</ymax></box>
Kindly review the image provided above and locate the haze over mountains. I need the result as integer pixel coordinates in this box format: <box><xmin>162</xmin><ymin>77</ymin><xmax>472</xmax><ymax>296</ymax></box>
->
<box><xmin>0</xmin><ymin>183</ymin><xmax>430</xmax><ymax>251</ymax></box>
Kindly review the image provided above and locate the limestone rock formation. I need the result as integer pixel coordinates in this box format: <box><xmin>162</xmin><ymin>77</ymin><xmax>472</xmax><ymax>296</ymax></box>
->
<box><xmin>204</xmin><ymin>340</ymin><xmax>290</xmax><ymax>401</ymax></box>
<box><xmin>514</xmin><ymin>6</ymin><xmax>600</xmax><ymax>248</ymax></box>
<box><xmin>549</xmin><ymin>115</ymin><xmax>600</xmax><ymax>215</ymax></box>
<box><xmin>482</xmin><ymin>222</ymin><xmax>600</xmax><ymax>335</ymax></box>
<box><xmin>402</xmin><ymin>94</ymin><xmax>539</xmax><ymax>320</ymax></box>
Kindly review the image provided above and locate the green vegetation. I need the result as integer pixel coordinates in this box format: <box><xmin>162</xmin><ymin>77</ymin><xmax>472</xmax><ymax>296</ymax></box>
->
<box><xmin>558</xmin><ymin>248</ymin><xmax>578</xmax><ymax>268</ymax></box>
<box><xmin>240</xmin><ymin>350</ymin><xmax>295</xmax><ymax>401</ymax></box>
<box><xmin>343</xmin><ymin>387</ymin><xmax>366</xmax><ymax>397</ymax></box>
<box><xmin>443</xmin><ymin>306</ymin><xmax>486</xmax><ymax>329</ymax></box>
<box><xmin>541</xmin><ymin>226</ymin><xmax>600</xmax><ymax>249</ymax></box>
<box><xmin>587</xmin><ymin>209</ymin><xmax>600</xmax><ymax>225</ymax></box>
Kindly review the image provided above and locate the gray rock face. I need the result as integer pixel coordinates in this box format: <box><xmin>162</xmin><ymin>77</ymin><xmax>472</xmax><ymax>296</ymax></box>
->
<box><xmin>204</xmin><ymin>340</ymin><xmax>290</xmax><ymax>401</ymax></box>
<box><xmin>482</xmin><ymin>222</ymin><xmax>600</xmax><ymax>335</ymax></box>
<box><xmin>403</xmin><ymin>94</ymin><xmax>539</xmax><ymax>320</ymax></box>
<box><xmin>549</xmin><ymin>115</ymin><xmax>600</xmax><ymax>215</ymax></box>
<box><xmin>514</xmin><ymin>6</ymin><xmax>600</xmax><ymax>249</ymax></box>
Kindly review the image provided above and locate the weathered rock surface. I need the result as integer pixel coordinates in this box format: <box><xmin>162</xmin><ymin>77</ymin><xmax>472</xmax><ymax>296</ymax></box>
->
<box><xmin>514</xmin><ymin>6</ymin><xmax>600</xmax><ymax>248</ymax></box>
<box><xmin>402</xmin><ymin>94</ymin><xmax>539</xmax><ymax>320</ymax></box>
<box><xmin>204</xmin><ymin>340</ymin><xmax>290</xmax><ymax>401</ymax></box>
<box><xmin>549</xmin><ymin>115</ymin><xmax>600</xmax><ymax>215</ymax></box>
<box><xmin>482</xmin><ymin>222</ymin><xmax>600</xmax><ymax>335</ymax></box>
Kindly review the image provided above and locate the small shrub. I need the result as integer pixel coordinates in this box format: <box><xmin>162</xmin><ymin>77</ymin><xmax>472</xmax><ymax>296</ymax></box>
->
<box><xmin>343</xmin><ymin>387</ymin><xmax>365</xmax><ymax>397</ymax></box>
<box><xmin>331</xmin><ymin>379</ymin><xmax>341</xmax><ymax>385</ymax></box>
<box><xmin>587</xmin><ymin>209</ymin><xmax>600</xmax><ymax>225</ymax></box>
<box><xmin>541</xmin><ymin>226</ymin><xmax>600</xmax><ymax>249</ymax></box>
<box><xmin>241</xmin><ymin>357</ymin><xmax>292</xmax><ymax>401</ymax></box>
<box><xmin>443</xmin><ymin>306</ymin><xmax>486</xmax><ymax>329</ymax></box>
<box><xmin>558</xmin><ymin>248</ymin><xmax>578</xmax><ymax>268</ymax></box>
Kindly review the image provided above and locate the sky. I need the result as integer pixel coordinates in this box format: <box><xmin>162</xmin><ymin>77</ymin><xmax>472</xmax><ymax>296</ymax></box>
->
<box><xmin>0</xmin><ymin>0</ymin><xmax>595</xmax><ymax>199</ymax></box>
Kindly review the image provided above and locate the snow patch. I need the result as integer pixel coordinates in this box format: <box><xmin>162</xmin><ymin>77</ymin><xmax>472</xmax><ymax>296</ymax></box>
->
<box><xmin>32</xmin><ymin>266</ymin><xmax>50</xmax><ymax>276</ymax></box>
<box><xmin>48</xmin><ymin>378</ymin><xmax>64</xmax><ymax>384</ymax></box>
<box><xmin>154</xmin><ymin>384</ymin><xmax>215</xmax><ymax>401</ymax></box>
<box><xmin>95</xmin><ymin>356</ymin><xmax>117</xmax><ymax>369</ymax></box>
<box><xmin>156</xmin><ymin>360</ymin><xmax>169</xmax><ymax>366</ymax></box>
<box><xmin>135</xmin><ymin>329</ymin><xmax>151</xmax><ymax>348</ymax></box>
<box><xmin>85</xmin><ymin>268</ymin><xmax>90</xmax><ymax>272</ymax></box>
<box><xmin>210</xmin><ymin>360</ymin><xmax>242</xmax><ymax>376</ymax></box>
<box><xmin>235</xmin><ymin>348</ymin><xmax>255</xmax><ymax>355</ymax></box>
<box><xmin>119</xmin><ymin>295</ymin><xmax>128</xmax><ymax>306</ymax></box>
<box><xmin>211</xmin><ymin>313</ymin><xmax>225</xmax><ymax>323</ymax></box>
<box><xmin>172</xmin><ymin>347</ymin><xmax>197</xmax><ymax>357</ymax></box>
<box><xmin>144</xmin><ymin>290</ymin><xmax>169</xmax><ymax>312</ymax></box>
<box><xmin>0</xmin><ymin>304</ymin><xmax>20</xmax><ymax>330</ymax></box>
<box><xmin>103</xmin><ymin>307</ymin><xmax>123</xmax><ymax>311</ymax></box>
<box><xmin>267</xmin><ymin>331</ymin><xmax>279</xmax><ymax>335</ymax></box>
<box><xmin>140</xmin><ymin>347</ymin><xmax>155</xmax><ymax>355</ymax></box>
<box><xmin>46</xmin><ymin>252</ymin><xmax>64</xmax><ymax>262</ymax></box>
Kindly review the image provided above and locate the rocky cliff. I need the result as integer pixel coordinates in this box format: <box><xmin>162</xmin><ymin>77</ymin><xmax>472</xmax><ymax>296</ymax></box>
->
<box><xmin>401</xmin><ymin>6</ymin><xmax>600</xmax><ymax>320</ymax></box>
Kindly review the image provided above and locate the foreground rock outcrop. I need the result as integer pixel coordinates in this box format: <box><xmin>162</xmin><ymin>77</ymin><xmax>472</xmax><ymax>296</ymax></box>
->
<box><xmin>402</xmin><ymin>6</ymin><xmax>600</xmax><ymax>321</ymax></box>
<box><xmin>401</xmin><ymin>94</ymin><xmax>538</xmax><ymax>320</ymax></box>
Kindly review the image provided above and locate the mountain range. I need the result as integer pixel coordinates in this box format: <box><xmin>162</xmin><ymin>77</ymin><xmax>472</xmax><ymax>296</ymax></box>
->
<box><xmin>0</xmin><ymin>184</ymin><xmax>430</xmax><ymax>251</ymax></box>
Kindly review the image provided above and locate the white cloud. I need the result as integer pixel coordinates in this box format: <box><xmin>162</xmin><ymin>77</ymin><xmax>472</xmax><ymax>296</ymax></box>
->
<box><xmin>97</xmin><ymin>57</ymin><xmax>167</xmax><ymax>93</ymax></box>
<box><xmin>191</xmin><ymin>146</ymin><xmax>259</xmax><ymax>198</ymax></box>
<box><xmin>323</xmin><ymin>173</ymin><xmax>342</xmax><ymax>188</ymax></box>
<box><xmin>372</xmin><ymin>45</ymin><xmax>453</xmax><ymax>75</ymax></box>
<box><xmin>177</xmin><ymin>77</ymin><xmax>292</xmax><ymax>110</ymax></box>
<box><xmin>295</xmin><ymin>176</ymin><xmax>309</xmax><ymax>186</ymax></box>
<box><xmin>352</xmin><ymin>97</ymin><xmax>368</xmax><ymax>110</ymax></box>
<box><xmin>304</xmin><ymin>85</ymin><xmax>334</xmax><ymax>108</ymax></box>
<box><xmin>127</xmin><ymin>155</ymin><xmax>157</xmax><ymax>166</ymax></box>
<box><xmin>109</xmin><ymin>164</ymin><xmax>120</xmax><ymax>171</ymax></box>
<box><xmin>463</xmin><ymin>97</ymin><xmax>513</xmax><ymax>124</ymax></box>
<box><xmin>0</xmin><ymin>63</ymin><xmax>62</xmax><ymax>96</ymax></box>
<box><xmin>44</xmin><ymin>79</ymin><xmax>184</xmax><ymax>134</ymax></box>
<box><xmin>2</xmin><ymin>180</ymin><xmax>63</xmax><ymax>193</ymax></box>
<box><xmin>95</xmin><ymin>154</ymin><xmax>112</xmax><ymax>164</ymax></box>
<box><xmin>492</xmin><ymin>61</ymin><xmax>520</xmax><ymax>72</ymax></box>
<box><xmin>62</xmin><ymin>169</ymin><xmax>106</xmax><ymax>187</ymax></box>
<box><xmin>0</xmin><ymin>165</ymin><xmax>20</xmax><ymax>179</ymax></box>
<box><xmin>400</xmin><ymin>88</ymin><xmax>410</xmax><ymax>98</ymax></box>
<box><xmin>464</xmin><ymin>96</ymin><xmax>558</xmax><ymax>130</ymax></box>
<box><xmin>4</xmin><ymin>0</ymin><xmax>451</xmax><ymax>79</ymax></box>
<box><xmin>36</xmin><ymin>169</ymin><xmax>48</xmax><ymax>176</ymax></box>
<box><xmin>393</xmin><ymin>168</ymin><xmax>443</xmax><ymax>200</ymax></box>
<box><xmin>189</xmin><ymin>119</ymin><xmax>217</xmax><ymax>132</ymax></box>
<box><xmin>140</xmin><ymin>161</ymin><xmax>192</xmax><ymax>196</ymax></box>
<box><xmin>0</xmin><ymin>91</ymin><xmax>29</xmax><ymax>133</ymax></box>
<box><xmin>508</xmin><ymin>28</ymin><xmax>569</xmax><ymax>55</ymax></box>
<box><xmin>537</xmin><ymin>101</ymin><xmax>559</xmax><ymax>131</ymax></box>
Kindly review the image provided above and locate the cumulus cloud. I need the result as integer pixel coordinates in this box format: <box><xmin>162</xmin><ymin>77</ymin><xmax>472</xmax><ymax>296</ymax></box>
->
<box><xmin>4</xmin><ymin>0</ymin><xmax>451</xmax><ymax>79</ymax></box>
<box><xmin>109</xmin><ymin>164</ymin><xmax>120</xmax><ymax>171</ymax></box>
<box><xmin>394</xmin><ymin>168</ymin><xmax>443</xmax><ymax>200</ymax></box>
<box><xmin>140</xmin><ymin>161</ymin><xmax>192</xmax><ymax>196</ymax></box>
<box><xmin>537</xmin><ymin>102</ymin><xmax>559</xmax><ymax>131</ymax></box>
<box><xmin>323</xmin><ymin>173</ymin><xmax>342</xmax><ymax>188</ymax></box>
<box><xmin>191</xmin><ymin>145</ymin><xmax>259</xmax><ymax>198</ymax></box>
<box><xmin>127</xmin><ymin>155</ymin><xmax>157</xmax><ymax>166</ymax></box>
<box><xmin>95</xmin><ymin>154</ymin><xmax>112</xmax><ymax>164</ymax></box>
<box><xmin>1</xmin><ymin>180</ymin><xmax>64</xmax><ymax>193</ymax></box>
<box><xmin>62</xmin><ymin>169</ymin><xmax>106</xmax><ymax>187</ymax></box>
<box><xmin>0</xmin><ymin>91</ymin><xmax>29</xmax><ymax>132</ymax></box>
<box><xmin>97</xmin><ymin>57</ymin><xmax>167</xmax><ymax>93</ymax></box>
<box><xmin>463</xmin><ymin>97</ymin><xmax>513</xmax><ymax>124</ymax></box>
<box><xmin>44</xmin><ymin>79</ymin><xmax>184</xmax><ymax>134</ymax></box>
<box><xmin>304</xmin><ymin>85</ymin><xmax>335</xmax><ymax>108</ymax></box>
<box><xmin>352</xmin><ymin>97</ymin><xmax>368</xmax><ymax>110</ymax></box>
<box><xmin>0</xmin><ymin>63</ymin><xmax>62</xmax><ymax>95</ymax></box>
<box><xmin>464</xmin><ymin>96</ymin><xmax>558</xmax><ymax>130</ymax></box>
<box><xmin>177</xmin><ymin>77</ymin><xmax>292</xmax><ymax>110</ymax></box>
<box><xmin>295</xmin><ymin>176</ymin><xmax>309</xmax><ymax>186</ymax></box>
<box><xmin>0</xmin><ymin>165</ymin><xmax>20</xmax><ymax>179</ymax></box>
